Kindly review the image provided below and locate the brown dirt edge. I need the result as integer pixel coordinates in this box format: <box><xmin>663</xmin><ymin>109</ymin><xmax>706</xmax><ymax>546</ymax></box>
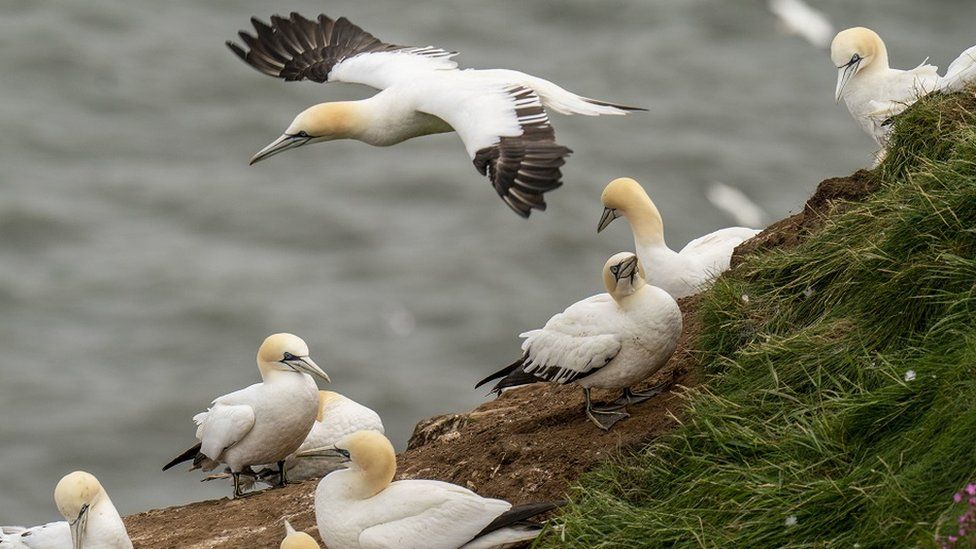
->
<box><xmin>124</xmin><ymin>170</ymin><xmax>879</xmax><ymax>548</ymax></box>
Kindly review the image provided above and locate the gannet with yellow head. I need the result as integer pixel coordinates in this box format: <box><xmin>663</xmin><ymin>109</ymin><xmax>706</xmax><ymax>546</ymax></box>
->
<box><xmin>598</xmin><ymin>177</ymin><xmax>760</xmax><ymax>299</ymax></box>
<box><xmin>280</xmin><ymin>521</ymin><xmax>320</xmax><ymax>549</ymax></box>
<box><xmin>301</xmin><ymin>431</ymin><xmax>563</xmax><ymax>548</ymax></box>
<box><xmin>831</xmin><ymin>27</ymin><xmax>976</xmax><ymax>148</ymax></box>
<box><xmin>476</xmin><ymin>252</ymin><xmax>682</xmax><ymax>430</ymax></box>
<box><xmin>162</xmin><ymin>333</ymin><xmax>331</xmax><ymax>498</ymax></box>
<box><xmin>0</xmin><ymin>471</ymin><xmax>132</xmax><ymax>549</ymax></box>
<box><xmin>227</xmin><ymin>12</ymin><xmax>644</xmax><ymax>218</ymax></box>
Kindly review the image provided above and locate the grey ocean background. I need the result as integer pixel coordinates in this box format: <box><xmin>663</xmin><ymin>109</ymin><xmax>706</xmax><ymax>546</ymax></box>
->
<box><xmin>2</xmin><ymin>0</ymin><xmax>974</xmax><ymax>522</ymax></box>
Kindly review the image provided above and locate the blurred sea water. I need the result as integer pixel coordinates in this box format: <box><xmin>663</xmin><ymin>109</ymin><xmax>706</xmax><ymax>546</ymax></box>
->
<box><xmin>2</xmin><ymin>0</ymin><xmax>974</xmax><ymax>523</ymax></box>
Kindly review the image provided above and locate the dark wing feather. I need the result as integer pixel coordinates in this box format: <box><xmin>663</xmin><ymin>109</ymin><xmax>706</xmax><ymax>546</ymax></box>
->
<box><xmin>472</xmin><ymin>501</ymin><xmax>566</xmax><ymax>540</ymax></box>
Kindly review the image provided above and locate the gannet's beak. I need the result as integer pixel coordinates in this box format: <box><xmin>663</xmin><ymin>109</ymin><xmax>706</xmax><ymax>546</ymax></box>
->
<box><xmin>283</xmin><ymin>356</ymin><xmax>331</xmax><ymax>383</ymax></box>
<box><xmin>614</xmin><ymin>255</ymin><xmax>639</xmax><ymax>282</ymax></box>
<box><xmin>835</xmin><ymin>60</ymin><xmax>861</xmax><ymax>103</ymax></box>
<box><xmin>249</xmin><ymin>134</ymin><xmax>311</xmax><ymax>165</ymax></box>
<box><xmin>598</xmin><ymin>207</ymin><xmax>620</xmax><ymax>233</ymax></box>
<box><xmin>69</xmin><ymin>503</ymin><xmax>90</xmax><ymax>549</ymax></box>
<box><xmin>295</xmin><ymin>445</ymin><xmax>349</xmax><ymax>461</ymax></box>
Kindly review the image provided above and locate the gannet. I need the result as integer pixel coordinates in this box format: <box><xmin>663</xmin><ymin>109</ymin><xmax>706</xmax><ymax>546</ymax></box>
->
<box><xmin>227</xmin><ymin>12</ymin><xmax>643</xmax><ymax>218</ymax></box>
<box><xmin>208</xmin><ymin>390</ymin><xmax>385</xmax><ymax>488</ymax></box>
<box><xmin>303</xmin><ymin>431</ymin><xmax>563</xmax><ymax>548</ymax></box>
<box><xmin>598</xmin><ymin>177</ymin><xmax>760</xmax><ymax>299</ymax></box>
<box><xmin>832</xmin><ymin>27</ymin><xmax>976</xmax><ymax>147</ymax></box>
<box><xmin>706</xmin><ymin>182</ymin><xmax>766</xmax><ymax>228</ymax></box>
<box><xmin>281</xmin><ymin>520</ymin><xmax>320</xmax><ymax>549</ymax></box>
<box><xmin>162</xmin><ymin>333</ymin><xmax>331</xmax><ymax>498</ymax></box>
<box><xmin>767</xmin><ymin>0</ymin><xmax>834</xmax><ymax>49</ymax></box>
<box><xmin>475</xmin><ymin>252</ymin><xmax>682</xmax><ymax>430</ymax></box>
<box><xmin>0</xmin><ymin>471</ymin><xmax>132</xmax><ymax>549</ymax></box>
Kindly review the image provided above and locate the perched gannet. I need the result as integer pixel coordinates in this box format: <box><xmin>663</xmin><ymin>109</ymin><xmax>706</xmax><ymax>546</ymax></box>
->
<box><xmin>476</xmin><ymin>252</ymin><xmax>682</xmax><ymax>430</ymax></box>
<box><xmin>304</xmin><ymin>431</ymin><xmax>563</xmax><ymax>548</ymax></box>
<box><xmin>227</xmin><ymin>12</ymin><xmax>643</xmax><ymax>218</ymax></box>
<box><xmin>281</xmin><ymin>520</ymin><xmax>320</xmax><ymax>549</ymax></box>
<box><xmin>209</xmin><ymin>390</ymin><xmax>385</xmax><ymax>488</ymax></box>
<box><xmin>767</xmin><ymin>0</ymin><xmax>834</xmax><ymax>49</ymax></box>
<box><xmin>832</xmin><ymin>27</ymin><xmax>976</xmax><ymax>146</ymax></box>
<box><xmin>599</xmin><ymin>178</ymin><xmax>760</xmax><ymax>299</ymax></box>
<box><xmin>0</xmin><ymin>471</ymin><xmax>132</xmax><ymax>549</ymax></box>
<box><xmin>162</xmin><ymin>333</ymin><xmax>331</xmax><ymax>498</ymax></box>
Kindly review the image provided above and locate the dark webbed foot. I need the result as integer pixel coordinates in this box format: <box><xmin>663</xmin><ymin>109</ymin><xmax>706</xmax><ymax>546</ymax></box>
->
<box><xmin>276</xmin><ymin>460</ymin><xmax>289</xmax><ymax>488</ymax></box>
<box><xmin>583</xmin><ymin>387</ymin><xmax>630</xmax><ymax>430</ymax></box>
<box><xmin>612</xmin><ymin>382</ymin><xmax>669</xmax><ymax>407</ymax></box>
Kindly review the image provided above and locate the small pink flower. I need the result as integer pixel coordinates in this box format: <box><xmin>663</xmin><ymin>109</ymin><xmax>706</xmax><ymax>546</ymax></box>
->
<box><xmin>949</xmin><ymin>536</ymin><xmax>958</xmax><ymax>543</ymax></box>
<box><xmin>955</xmin><ymin>493</ymin><xmax>963</xmax><ymax>503</ymax></box>
<box><xmin>969</xmin><ymin>497</ymin><xmax>976</xmax><ymax>505</ymax></box>
<box><xmin>967</xmin><ymin>484</ymin><xmax>976</xmax><ymax>495</ymax></box>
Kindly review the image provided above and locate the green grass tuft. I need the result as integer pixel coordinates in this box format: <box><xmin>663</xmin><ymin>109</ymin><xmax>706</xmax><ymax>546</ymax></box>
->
<box><xmin>538</xmin><ymin>90</ymin><xmax>976</xmax><ymax>547</ymax></box>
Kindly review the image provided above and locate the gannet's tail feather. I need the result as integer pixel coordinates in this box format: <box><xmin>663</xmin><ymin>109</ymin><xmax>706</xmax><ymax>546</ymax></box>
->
<box><xmin>162</xmin><ymin>443</ymin><xmax>203</xmax><ymax>471</ymax></box>
<box><xmin>480</xmin><ymin>69</ymin><xmax>645</xmax><ymax>116</ymax></box>
<box><xmin>941</xmin><ymin>45</ymin><xmax>976</xmax><ymax>93</ymax></box>
<box><xmin>475</xmin><ymin>358</ymin><xmax>540</xmax><ymax>394</ymax></box>
<box><xmin>462</xmin><ymin>501</ymin><xmax>566</xmax><ymax>549</ymax></box>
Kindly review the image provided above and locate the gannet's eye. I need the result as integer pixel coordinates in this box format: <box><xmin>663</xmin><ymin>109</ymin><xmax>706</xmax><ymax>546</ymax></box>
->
<box><xmin>610</xmin><ymin>265</ymin><xmax>619</xmax><ymax>275</ymax></box>
<box><xmin>336</xmin><ymin>448</ymin><xmax>350</xmax><ymax>459</ymax></box>
<box><xmin>296</xmin><ymin>131</ymin><xmax>309</xmax><ymax>138</ymax></box>
<box><xmin>850</xmin><ymin>53</ymin><xmax>861</xmax><ymax>64</ymax></box>
<box><xmin>282</xmin><ymin>352</ymin><xmax>296</xmax><ymax>361</ymax></box>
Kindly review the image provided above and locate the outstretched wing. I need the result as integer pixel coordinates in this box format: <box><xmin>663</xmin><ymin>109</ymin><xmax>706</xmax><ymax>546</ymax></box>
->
<box><xmin>193</xmin><ymin>403</ymin><xmax>255</xmax><ymax>462</ymax></box>
<box><xmin>227</xmin><ymin>12</ymin><xmax>458</xmax><ymax>90</ymax></box>
<box><xmin>517</xmin><ymin>294</ymin><xmax>623</xmax><ymax>384</ymax></box>
<box><xmin>416</xmin><ymin>84</ymin><xmax>571</xmax><ymax>217</ymax></box>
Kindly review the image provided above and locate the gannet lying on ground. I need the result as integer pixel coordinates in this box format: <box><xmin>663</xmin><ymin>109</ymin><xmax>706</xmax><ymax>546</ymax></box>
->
<box><xmin>162</xmin><ymin>333</ymin><xmax>331</xmax><ymax>498</ymax></box>
<box><xmin>227</xmin><ymin>12</ymin><xmax>643</xmax><ymax>218</ymax></box>
<box><xmin>281</xmin><ymin>520</ymin><xmax>320</xmax><ymax>549</ymax></box>
<box><xmin>476</xmin><ymin>252</ymin><xmax>682</xmax><ymax>430</ymax></box>
<box><xmin>303</xmin><ymin>431</ymin><xmax>563</xmax><ymax>548</ymax></box>
<box><xmin>599</xmin><ymin>178</ymin><xmax>760</xmax><ymax>299</ymax></box>
<box><xmin>206</xmin><ymin>390</ymin><xmax>384</xmax><ymax>489</ymax></box>
<box><xmin>832</xmin><ymin>27</ymin><xmax>976</xmax><ymax>147</ymax></box>
<box><xmin>0</xmin><ymin>471</ymin><xmax>132</xmax><ymax>549</ymax></box>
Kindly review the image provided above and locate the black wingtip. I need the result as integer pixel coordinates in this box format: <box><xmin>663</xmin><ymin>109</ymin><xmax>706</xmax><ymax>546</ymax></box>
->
<box><xmin>226</xmin><ymin>41</ymin><xmax>247</xmax><ymax>61</ymax></box>
<box><xmin>162</xmin><ymin>443</ymin><xmax>202</xmax><ymax>472</ymax></box>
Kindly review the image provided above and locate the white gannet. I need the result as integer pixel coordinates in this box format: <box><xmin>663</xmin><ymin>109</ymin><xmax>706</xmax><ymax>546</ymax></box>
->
<box><xmin>832</xmin><ymin>27</ymin><xmax>976</xmax><ymax>147</ymax></box>
<box><xmin>599</xmin><ymin>177</ymin><xmax>761</xmax><ymax>299</ymax></box>
<box><xmin>226</xmin><ymin>12</ymin><xmax>643</xmax><ymax>218</ymax></box>
<box><xmin>212</xmin><ymin>390</ymin><xmax>385</xmax><ymax>488</ymax></box>
<box><xmin>0</xmin><ymin>471</ymin><xmax>132</xmax><ymax>549</ymax></box>
<box><xmin>475</xmin><ymin>252</ymin><xmax>682</xmax><ymax>430</ymax></box>
<box><xmin>281</xmin><ymin>520</ymin><xmax>320</xmax><ymax>549</ymax></box>
<box><xmin>162</xmin><ymin>333</ymin><xmax>331</xmax><ymax>498</ymax></box>
<box><xmin>302</xmin><ymin>431</ymin><xmax>563</xmax><ymax>549</ymax></box>
<box><xmin>706</xmin><ymin>181</ymin><xmax>766</xmax><ymax>228</ymax></box>
<box><xmin>767</xmin><ymin>0</ymin><xmax>834</xmax><ymax>50</ymax></box>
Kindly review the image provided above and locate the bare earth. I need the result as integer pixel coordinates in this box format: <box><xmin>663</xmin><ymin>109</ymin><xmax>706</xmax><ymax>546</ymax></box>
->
<box><xmin>124</xmin><ymin>171</ymin><xmax>877</xmax><ymax>548</ymax></box>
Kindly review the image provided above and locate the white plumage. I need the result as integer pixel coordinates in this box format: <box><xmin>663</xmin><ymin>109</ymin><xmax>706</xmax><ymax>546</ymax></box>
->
<box><xmin>163</xmin><ymin>333</ymin><xmax>331</xmax><ymax>498</ymax></box>
<box><xmin>310</xmin><ymin>431</ymin><xmax>560</xmax><ymax>549</ymax></box>
<box><xmin>228</xmin><ymin>12</ymin><xmax>643</xmax><ymax>218</ymax></box>
<box><xmin>600</xmin><ymin>177</ymin><xmax>761</xmax><ymax>299</ymax></box>
<box><xmin>767</xmin><ymin>0</ymin><xmax>835</xmax><ymax>49</ymax></box>
<box><xmin>832</xmin><ymin>27</ymin><xmax>976</xmax><ymax>148</ymax></box>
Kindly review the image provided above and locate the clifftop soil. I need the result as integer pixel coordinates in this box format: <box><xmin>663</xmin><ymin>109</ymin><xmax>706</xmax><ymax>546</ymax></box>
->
<box><xmin>124</xmin><ymin>170</ymin><xmax>878</xmax><ymax>548</ymax></box>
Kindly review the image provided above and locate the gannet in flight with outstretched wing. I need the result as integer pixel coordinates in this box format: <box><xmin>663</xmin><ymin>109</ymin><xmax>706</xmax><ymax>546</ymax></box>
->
<box><xmin>832</xmin><ymin>27</ymin><xmax>976</xmax><ymax>148</ymax></box>
<box><xmin>227</xmin><ymin>12</ymin><xmax>644</xmax><ymax>218</ymax></box>
<box><xmin>599</xmin><ymin>177</ymin><xmax>760</xmax><ymax>299</ymax></box>
<box><xmin>476</xmin><ymin>252</ymin><xmax>682</xmax><ymax>430</ymax></box>
<box><xmin>0</xmin><ymin>471</ymin><xmax>132</xmax><ymax>549</ymax></box>
<box><xmin>162</xmin><ymin>333</ymin><xmax>331</xmax><ymax>498</ymax></box>
<box><xmin>301</xmin><ymin>430</ymin><xmax>564</xmax><ymax>548</ymax></box>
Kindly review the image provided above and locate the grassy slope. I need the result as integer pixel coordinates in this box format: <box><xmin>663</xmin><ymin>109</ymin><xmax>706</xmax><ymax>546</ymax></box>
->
<box><xmin>540</xmin><ymin>91</ymin><xmax>976</xmax><ymax>548</ymax></box>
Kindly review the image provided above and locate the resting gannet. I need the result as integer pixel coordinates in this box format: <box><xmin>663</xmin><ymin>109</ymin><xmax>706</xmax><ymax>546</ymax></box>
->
<box><xmin>227</xmin><ymin>12</ymin><xmax>643</xmax><ymax>218</ymax></box>
<box><xmin>303</xmin><ymin>431</ymin><xmax>563</xmax><ymax>548</ymax></box>
<box><xmin>832</xmin><ymin>27</ymin><xmax>976</xmax><ymax>147</ymax></box>
<box><xmin>599</xmin><ymin>177</ymin><xmax>760</xmax><ymax>299</ymax></box>
<box><xmin>0</xmin><ymin>471</ymin><xmax>132</xmax><ymax>549</ymax></box>
<box><xmin>476</xmin><ymin>252</ymin><xmax>682</xmax><ymax>430</ymax></box>
<box><xmin>281</xmin><ymin>520</ymin><xmax>320</xmax><ymax>549</ymax></box>
<box><xmin>209</xmin><ymin>390</ymin><xmax>385</xmax><ymax>489</ymax></box>
<box><xmin>163</xmin><ymin>333</ymin><xmax>331</xmax><ymax>498</ymax></box>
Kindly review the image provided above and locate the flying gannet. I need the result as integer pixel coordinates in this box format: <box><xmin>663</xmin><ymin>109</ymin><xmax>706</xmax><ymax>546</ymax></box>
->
<box><xmin>0</xmin><ymin>471</ymin><xmax>132</xmax><ymax>549</ymax></box>
<box><xmin>226</xmin><ymin>12</ymin><xmax>643</xmax><ymax>218</ymax></box>
<box><xmin>301</xmin><ymin>430</ymin><xmax>563</xmax><ymax>548</ymax></box>
<box><xmin>281</xmin><ymin>520</ymin><xmax>320</xmax><ymax>549</ymax></box>
<box><xmin>599</xmin><ymin>177</ymin><xmax>760</xmax><ymax>299</ymax></box>
<box><xmin>767</xmin><ymin>0</ymin><xmax>834</xmax><ymax>50</ymax></box>
<box><xmin>476</xmin><ymin>252</ymin><xmax>682</xmax><ymax>430</ymax></box>
<box><xmin>832</xmin><ymin>27</ymin><xmax>976</xmax><ymax>147</ymax></box>
<box><xmin>162</xmin><ymin>333</ymin><xmax>331</xmax><ymax>498</ymax></box>
<box><xmin>206</xmin><ymin>390</ymin><xmax>385</xmax><ymax>489</ymax></box>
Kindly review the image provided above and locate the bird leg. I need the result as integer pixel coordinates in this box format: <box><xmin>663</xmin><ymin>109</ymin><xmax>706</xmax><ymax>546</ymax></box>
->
<box><xmin>277</xmin><ymin>460</ymin><xmax>288</xmax><ymax>487</ymax></box>
<box><xmin>232</xmin><ymin>472</ymin><xmax>245</xmax><ymax>499</ymax></box>
<box><xmin>583</xmin><ymin>388</ymin><xmax>629</xmax><ymax>431</ymax></box>
<box><xmin>612</xmin><ymin>380</ymin><xmax>671</xmax><ymax>407</ymax></box>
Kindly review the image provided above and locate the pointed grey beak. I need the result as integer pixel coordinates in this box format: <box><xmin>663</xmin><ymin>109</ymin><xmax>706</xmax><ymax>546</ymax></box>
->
<box><xmin>295</xmin><ymin>445</ymin><xmax>348</xmax><ymax>460</ymax></box>
<box><xmin>69</xmin><ymin>504</ymin><xmax>89</xmax><ymax>549</ymax></box>
<box><xmin>249</xmin><ymin>134</ymin><xmax>311</xmax><ymax>165</ymax></box>
<box><xmin>614</xmin><ymin>255</ymin><xmax>639</xmax><ymax>281</ymax></box>
<box><xmin>598</xmin><ymin>207</ymin><xmax>620</xmax><ymax>233</ymax></box>
<box><xmin>835</xmin><ymin>60</ymin><xmax>860</xmax><ymax>103</ymax></box>
<box><xmin>283</xmin><ymin>356</ymin><xmax>331</xmax><ymax>383</ymax></box>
